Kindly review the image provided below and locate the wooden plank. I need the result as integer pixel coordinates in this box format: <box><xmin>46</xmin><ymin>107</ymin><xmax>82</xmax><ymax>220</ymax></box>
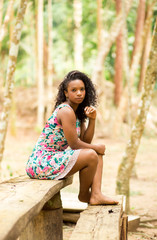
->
<box><xmin>128</xmin><ymin>215</ymin><xmax>140</xmax><ymax>232</ymax></box>
<box><xmin>0</xmin><ymin>175</ymin><xmax>73</xmax><ymax>240</ymax></box>
<box><xmin>61</xmin><ymin>192</ymin><xmax>87</xmax><ymax>212</ymax></box>
<box><xmin>63</xmin><ymin>212</ymin><xmax>80</xmax><ymax>223</ymax></box>
<box><xmin>70</xmin><ymin>203</ymin><xmax>122</xmax><ymax>240</ymax></box>
<box><xmin>70</xmin><ymin>196</ymin><xmax>125</xmax><ymax>240</ymax></box>
<box><xmin>120</xmin><ymin>214</ymin><xmax>128</xmax><ymax>240</ymax></box>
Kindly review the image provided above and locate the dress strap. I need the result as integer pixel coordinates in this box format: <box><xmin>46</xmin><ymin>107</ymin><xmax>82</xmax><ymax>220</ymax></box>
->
<box><xmin>56</xmin><ymin>103</ymin><xmax>73</xmax><ymax>111</ymax></box>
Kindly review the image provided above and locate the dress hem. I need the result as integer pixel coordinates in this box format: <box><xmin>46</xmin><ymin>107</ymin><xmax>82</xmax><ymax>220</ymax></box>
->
<box><xmin>55</xmin><ymin>149</ymin><xmax>81</xmax><ymax>180</ymax></box>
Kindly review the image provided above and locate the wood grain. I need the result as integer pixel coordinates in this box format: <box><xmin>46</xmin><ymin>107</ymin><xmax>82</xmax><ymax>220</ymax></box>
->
<box><xmin>0</xmin><ymin>175</ymin><xmax>73</xmax><ymax>240</ymax></box>
<box><xmin>70</xmin><ymin>196</ymin><xmax>126</xmax><ymax>240</ymax></box>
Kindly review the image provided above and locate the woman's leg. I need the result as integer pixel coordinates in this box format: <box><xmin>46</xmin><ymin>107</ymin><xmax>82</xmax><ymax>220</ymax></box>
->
<box><xmin>89</xmin><ymin>154</ymin><xmax>119</xmax><ymax>205</ymax></box>
<box><xmin>66</xmin><ymin>150</ymin><xmax>118</xmax><ymax>205</ymax></box>
<box><xmin>66</xmin><ymin>149</ymin><xmax>98</xmax><ymax>203</ymax></box>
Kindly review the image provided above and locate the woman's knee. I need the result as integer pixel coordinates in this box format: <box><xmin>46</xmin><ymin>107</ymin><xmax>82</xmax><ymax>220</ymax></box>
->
<box><xmin>86</xmin><ymin>149</ymin><xmax>98</xmax><ymax>166</ymax></box>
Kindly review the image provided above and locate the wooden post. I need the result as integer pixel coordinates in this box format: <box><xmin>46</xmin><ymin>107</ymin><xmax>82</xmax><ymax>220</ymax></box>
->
<box><xmin>19</xmin><ymin>192</ymin><xmax>63</xmax><ymax>240</ymax></box>
<box><xmin>120</xmin><ymin>214</ymin><xmax>128</xmax><ymax>240</ymax></box>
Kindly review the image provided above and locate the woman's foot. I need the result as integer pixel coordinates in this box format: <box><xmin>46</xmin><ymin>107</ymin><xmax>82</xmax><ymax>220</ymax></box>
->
<box><xmin>89</xmin><ymin>193</ymin><xmax>119</xmax><ymax>205</ymax></box>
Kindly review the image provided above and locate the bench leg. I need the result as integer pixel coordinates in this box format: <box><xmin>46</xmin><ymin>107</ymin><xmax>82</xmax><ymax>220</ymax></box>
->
<box><xmin>19</xmin><ymin>192</ymin><xmax>63</xmax><ymax>240</ymax></box>
<box><xmin>120</xmin><ymin>213</ymin><xmax>128</xmax><ymax>240</ymax></box>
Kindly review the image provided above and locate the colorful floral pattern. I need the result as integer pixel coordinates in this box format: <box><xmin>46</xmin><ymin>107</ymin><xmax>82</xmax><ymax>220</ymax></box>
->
<box><xmin>26</xmin><ymin>104</ymin><xmax>81</xmax><ymax>180</ymax></box>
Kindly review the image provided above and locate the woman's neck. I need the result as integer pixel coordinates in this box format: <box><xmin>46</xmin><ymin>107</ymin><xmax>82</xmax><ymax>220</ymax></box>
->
<box><xmin>64</xmin><ymin>101</ymin><xmax>78</xmax><ymax>112</ymax></box>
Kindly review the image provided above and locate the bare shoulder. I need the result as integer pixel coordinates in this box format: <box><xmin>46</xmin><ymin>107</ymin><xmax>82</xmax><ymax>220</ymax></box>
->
<box><xmin>57</xmin><ymin>105</ymin><xmax>76</xmax><ymax>124</ymax></box>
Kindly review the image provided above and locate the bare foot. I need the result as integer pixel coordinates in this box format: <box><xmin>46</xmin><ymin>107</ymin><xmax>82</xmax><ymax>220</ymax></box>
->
<box><xmin>78</xmin><ymin>191</ymin><xmax>91</xmax><ymax>203</ymax></box>
<box><xmin>89</xmin><ymin>193</ymin><xmax>119</xmax><ymax>205</ymax></box>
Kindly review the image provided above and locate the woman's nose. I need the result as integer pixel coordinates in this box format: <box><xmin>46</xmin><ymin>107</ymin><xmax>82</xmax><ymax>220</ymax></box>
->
<box><xmin>77</xmin><ymin>90</ymin><xmax>81</xmax><ymax>95</ymax></box>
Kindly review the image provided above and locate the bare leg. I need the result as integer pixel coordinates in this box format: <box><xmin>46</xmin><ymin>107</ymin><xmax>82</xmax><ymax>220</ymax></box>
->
<box><xmin>89</xmin><ymin>154</ymin><xmax>119</xmax><ymax>205</ymax></box>
<box><xmin>66</xmin><ymin>149</ymin><xmax>98</xmax><ymax>203</ymax></box>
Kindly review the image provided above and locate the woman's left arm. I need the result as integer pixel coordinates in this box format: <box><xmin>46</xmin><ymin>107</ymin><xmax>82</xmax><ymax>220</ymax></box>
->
<box><xmin>80</xmin><ymin>106</ymin><xmax>96</xmax><ymax>143</ymax></box>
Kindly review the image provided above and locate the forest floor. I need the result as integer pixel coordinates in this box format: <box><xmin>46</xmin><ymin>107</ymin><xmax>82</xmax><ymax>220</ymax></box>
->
<box><xmin>1</xmin><ymin>126</ymin><xmax>157</xmax><ymax>240</ymax></box>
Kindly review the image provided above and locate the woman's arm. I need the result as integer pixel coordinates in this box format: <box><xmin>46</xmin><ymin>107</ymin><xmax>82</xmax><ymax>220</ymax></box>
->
<box><xmin>80</xmin><ymin>106</ymin><xmax>96</xmax><ymax>143</ymax></box>
<box><xmin>80</xmin><ymin>119</ymin><xmax>95</xmax><ymax>143</ymax></box>
<box><xmin>57</xmin><ymin>107</ymin><xmax>105</xmax><ymax>155</ymax></box>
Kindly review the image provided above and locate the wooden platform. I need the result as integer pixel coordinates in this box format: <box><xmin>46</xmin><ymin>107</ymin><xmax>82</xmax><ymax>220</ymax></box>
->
<box><xmin>0</xmin><ymin>175</ymin><xmax>73</xmax><ymax>240</ymax></box>
<box><xmin>70</xmin><ymin>196</ymin><xmax>128</xmax><ymax>240</ymax></box>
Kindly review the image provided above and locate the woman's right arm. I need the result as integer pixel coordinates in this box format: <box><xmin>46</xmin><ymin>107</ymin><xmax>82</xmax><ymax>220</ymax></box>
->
<box><xmin>57</xmin><ymin>107</ymin><xmax>105</xmax><ymax>155</ymax></box>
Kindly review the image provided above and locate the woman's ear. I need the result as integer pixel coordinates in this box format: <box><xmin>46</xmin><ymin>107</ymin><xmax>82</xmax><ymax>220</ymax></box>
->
<box><xmin>64</xmin><ymin>90</ymin><xmax>68</xmax><ymax>98</ymax></box>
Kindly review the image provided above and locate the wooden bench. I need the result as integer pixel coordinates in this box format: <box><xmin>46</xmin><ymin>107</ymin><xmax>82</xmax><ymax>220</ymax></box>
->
<box><xmin>70</xmin><ymin>196</ymin><xmax>128</xmax><ymax>240</ymax></box>
<box><xmin>0</xmin><ymin>174</ymin><xmax>73</xmax><ymax>240</ymax></box>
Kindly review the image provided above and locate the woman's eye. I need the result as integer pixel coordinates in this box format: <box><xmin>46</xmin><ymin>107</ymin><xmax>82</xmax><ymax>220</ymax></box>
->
<box><xmin>81</xmin><ymin>88</ymin><xmax>85</xmax><ymax>91</ymax></box>
<box><xmin>72</xmin><ymin>89</ymin><xmax>76</xmax><ymax>92</ymax></box>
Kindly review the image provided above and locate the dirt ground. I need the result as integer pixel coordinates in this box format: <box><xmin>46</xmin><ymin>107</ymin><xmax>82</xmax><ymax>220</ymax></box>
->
<box><xmin>1</xmin><ymin>125</ymin><xmax>157</xmax><ymax>240</ymax></box>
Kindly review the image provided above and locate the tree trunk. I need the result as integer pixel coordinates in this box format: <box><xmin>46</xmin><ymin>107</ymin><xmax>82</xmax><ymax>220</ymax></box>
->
<box><xmin>113</xmin><ymin>1</ymin><xmax>155</xmax><ymax>137</ymax></box>
<box><xmin>122</xmin><ymin>0</ymin><xmax>132</xmax><ymax>128</ymax></box>
<box><xmin>0</xmin><ymin>0</ymin><xmax>28</xmax><ymax>165</ymax></box>
<box><xmin>97</xmin><ymin>0</ymin><xmax>103</xmax><ymax>51</ymax></box>
<box><xmin>114</xmin><ymin>0</ymin><xmax>123</xmax><ymax>106</ymax></box>
<box><xmin>37</xmin><ymin>0</ymin><xmax>44</xmax><ymax>128</ymax></box>
<box><xmin>116</xmin><ymin>18</ymin><xmax>157</xmax><ymax>212</ymax></box>
<box><xmin>0</xmin><ymin>0</ymin><xmax>3</xmax><ymax>30</ymax></box>
<box><xmin>130</xmin><ymin>0</ymin><xmax>146</xmax><ymax>66</ymax></box>
<box><xmin>113</xmin><ymin>0</ymin><xmax>132</xmax><ymax>136</ymax></box>
<box><xmin>46</xmin><ymin>0</ymin><xmax>54</xmax><ymax>120</ymax></box>
<box><xmin>0</xmin><ymin>0</ymin><xmax>4</xmax><ymax>91</ymax></box>
<box><xmin>0</xmin><ymin>0</ymin><xmax>15</xmax><ymax>45</ymax></box>
<box><xmin>138</xmin><ymin>3</ymin><xmax>153</xmax><ymax>91</ymax></box>
<box><xmin>128</xmin><ymin>0</ymin><xmax>146</xmax><ymax>87</ymax></box>
<box><xmin>73</xmin><ymin>0</ymin><xmax>83</xmax><ymax>70</ymax></box>
<box><xmin>92</xmin><ymin>0</ymin><xmax>133</xmax><ymax>85</ymax></box>
<box><xmin>138</xmin><ymin>31</ymin><xmax>151</xmax><ymax>92</ymax></box>
<box><xmin>0</xmin><ymin>0</ymin><xmax>14</xmax><ymax>90</ymax></box>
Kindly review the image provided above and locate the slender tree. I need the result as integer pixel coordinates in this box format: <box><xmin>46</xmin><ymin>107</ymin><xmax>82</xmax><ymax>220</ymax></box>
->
<box><xmin>0</xmin><ymin>0</ymin><xmax>15</xmax><ymax>46</ymax></box>
<box><xmin>97</xmin><ymin>0</ymin><xmax>103</xmax><ymax>51</ymax></box>
<box><xmin>138</xmin><ymin>2</ymin><xmax>154</xmax><ymax>91</ymax></box>
<box><xmin>92</xmin><ymin>0</ymin><xmax>133</xmax><ymax>84</ymax></box>
<box><xmin>113</xmin><ymin>1</ymin><xmax>155</xmax><ymax>137</ymax></box>
<box><xmin>37</xmin><ymin>0</ymin><xmax>44</xmax><ymax>128</ymax></box>
<box><xmin>116</xmin><ymin>18</ymin><xmax>157</xmax><ymax>212</ymax></box>
<box><xmin>0</xmin><ymin>0</ymin><xmax>28</xmax><ymax>165</ymax></box>
<box><xmin>0</xmin><ymin>0</ymin><xmax>3</xmax><ymax>30</ymax></box>
<box><xmin>0</xmin><ymin>0</ymin><xmax>15</xmax><ymax>90</ymax></box>
<box><xmin>130</xmin><ymin>0</ymin><xmax>146</xmax><ymax>66</ymax></box>
<box><xmin>0</xmin><ymin>0</ymin><xmax>4</xmax><ymax>90</ymax></box>
<box><xmin>114</xmin><ymin>0</ymin><xmax>123</xmax><ymax>106</ymax></box>
<box><xmin>73</xmin><ymin>0</ymin><xmax>83</xmax><ymax>70</ymax></box>
<box><xmin>128</xmin><ymin>0</ymin><xmax>146</xmax><ymax>87</ymax></box>
<box><xmin>46</xmin><ymin>0</ymin><xmax>54</xmax><ymax>119</ymax></box>
<box><xmin>113</xmin><ymin>0</ymin><xmax>132</xmax><ymax>136</ymax></box>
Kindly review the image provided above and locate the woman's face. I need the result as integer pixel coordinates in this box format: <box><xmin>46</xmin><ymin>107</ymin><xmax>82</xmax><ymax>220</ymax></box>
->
<box><xmin>64</xmin><ymin>79</ymin><xmax>86</xmax><ymax>106</ymax></box>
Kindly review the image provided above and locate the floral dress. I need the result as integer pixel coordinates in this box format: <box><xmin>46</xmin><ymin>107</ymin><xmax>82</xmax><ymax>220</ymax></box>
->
<box><xmin>26</xmin><ymin>103</ymin><xmax>81</xmax><ymax>180</ymax></box>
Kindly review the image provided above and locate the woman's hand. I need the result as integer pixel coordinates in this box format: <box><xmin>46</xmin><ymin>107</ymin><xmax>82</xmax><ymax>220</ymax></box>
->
<box><xmin>95</xmin><ymin>144</ymin><xmax>106</xmax><ymax>155</ymax></box>
<box><xmin>84</xmin><ymin>106</ymin><xmax>96</xmax><ymax>120</ymax></box>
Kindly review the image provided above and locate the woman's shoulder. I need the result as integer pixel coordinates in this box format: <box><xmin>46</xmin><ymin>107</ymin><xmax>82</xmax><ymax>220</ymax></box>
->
<box><xmin>57</xmin><ymin>103</ymin><xmax>76</xmax><ymax>123</ymax></box>
<box><xmin>55</xmin><ymin>103</ymin><xmax>72</xmax><ymax>110</ymax></box>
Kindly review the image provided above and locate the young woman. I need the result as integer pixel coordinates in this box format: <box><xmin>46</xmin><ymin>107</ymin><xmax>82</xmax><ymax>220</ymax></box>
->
<box><xmin>26</xmin><ymin>70</ymin><xmax>118</xmax><ymax>205</ymax></box>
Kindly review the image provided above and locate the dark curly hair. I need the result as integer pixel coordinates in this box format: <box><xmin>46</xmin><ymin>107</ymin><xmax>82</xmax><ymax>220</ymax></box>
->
<box><xmin>54</xmin><ymin>70</ymin><xmax>97</xmax><ymax>121</ymax></box>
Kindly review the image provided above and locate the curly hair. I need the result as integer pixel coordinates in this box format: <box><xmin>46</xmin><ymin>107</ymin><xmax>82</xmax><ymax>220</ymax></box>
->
<box><xmin>54</xmin><ymin>70</ymin><xmax>97</xmax><ymax>121</ymax></box>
